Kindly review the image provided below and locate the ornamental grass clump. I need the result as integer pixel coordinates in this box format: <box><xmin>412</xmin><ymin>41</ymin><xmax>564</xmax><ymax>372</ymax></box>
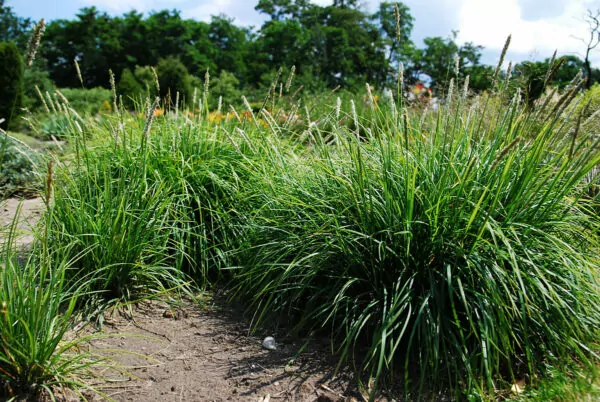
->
<box><xmin>45</xmin><ymin>95</ymin><xmax>250</xmax><ymax>307</ymax></box>
<box><xmin>0</xmin><ymin>205</ymin><xmax>102</xmax><ymax>400</ymax></box>
<box><xmin>231</xmin><ymin>74</ymin><xmax>600</xmax><ymax>398</ymax></box>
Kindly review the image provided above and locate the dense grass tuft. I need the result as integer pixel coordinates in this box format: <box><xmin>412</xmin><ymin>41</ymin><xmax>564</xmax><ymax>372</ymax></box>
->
<box><xmin>230</xmin><ymin>88</ymin><xmax>600</xmax><ymax>397</ymax></box>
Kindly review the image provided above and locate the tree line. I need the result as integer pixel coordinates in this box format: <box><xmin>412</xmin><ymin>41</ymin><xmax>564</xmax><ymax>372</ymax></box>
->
<box><xmin>1</xmin><ymin>0</ymin><xmax>599</xmax><ymax>103</ymax></box>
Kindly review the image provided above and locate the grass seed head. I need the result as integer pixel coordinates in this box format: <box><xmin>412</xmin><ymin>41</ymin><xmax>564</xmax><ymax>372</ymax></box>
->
<box><xmin>394</xmin><ymin>4</ymin><xmax>401</xmax><ymax>41</ymax></box>
<box><xmin>45</xmin><ymin>91</ymin><xmax>57</xmax><ymax>113</ymax></box>
<box><xmin>286</xmin><ymin>65</ymin><xmax>296</xmax><ymax>92</ymax></box>
<box><xmin>447</xmin><ymin>78</ymin><xmax>454</xmax><ymax>106</ymax></box>
<box><xmin>454</xmin><ymin>53</ymin><xmax>460</xmax><ymax>76</ymax></box>
<box><xmin>74</xmin><ymin>59</ymin><xmax>83</xmax><ymax>86</ymax></box>
<box><xmin>398</xmin><ymin>62</ymin><xmax>404</xmax><ymax>88</ymax></box>
<box><xmin>462</xmin><ymin>75</ymin><xmax>470</xmax><ymax>98</ymax></box>
<box><xmin>36</xmin><ymin>85</ymin><xmax>50</xmax><ymax>113</ymax></box>
<box><xmin>203</xmin><ymin>69</ymin><xmax>210</xmax><ymax>102</ymax></box>
<box><xmin>45</xmin><ymin>160</ymin><xmax>53</xmax><ymax>206</ymax></box>
<box><xmin>151</xmin><ymin>66</ymin><xmax>160</xmax><ymax>94</ymax></box>
<box><xmin>493</xmin><ymin>34</ymin><xmax>512</xmax><ymax>80</ymax></box>
<box><xmin>55</xmin><ymin>89</ymin><xmax>69</xmax><ymax>106</ymax></box>
<box><xmin>143</xmin><ymin>97</ymin><xmax>160</xmax><ymax>140</ymax></box>
<box><xmin>109</xmin><ymin>69</ymin><xmax>117</xmax><ymax>111</ymax></box>
<box><xmin>25</xmin><ymin>18</ymin><xmax>46</xmax><ymax>67</ymax></box>
<box><xmin>351</xmin><ymin>99</ymin><xmax>358</xmax><ymax>135</ymax></box>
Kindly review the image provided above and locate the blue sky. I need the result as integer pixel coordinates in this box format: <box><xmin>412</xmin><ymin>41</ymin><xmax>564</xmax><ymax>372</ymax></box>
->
<box><xmin>8</xmin><ymin>0</ymin><xmax>600</xmax><ymax>66</ymax></box>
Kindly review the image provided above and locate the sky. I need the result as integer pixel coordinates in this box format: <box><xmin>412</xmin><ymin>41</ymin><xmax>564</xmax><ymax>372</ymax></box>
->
<box><xmin>8</xmin><ymin>0</ymin><xmax>600</xmax><ymax>67</ymax></box>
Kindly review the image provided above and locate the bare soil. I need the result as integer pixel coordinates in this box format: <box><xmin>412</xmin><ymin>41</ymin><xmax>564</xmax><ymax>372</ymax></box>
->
<box><xmin>84</xmin><ymin>298</ymin><xmax>367</xmax><ymax>402</ymax></box>
<box><xmin>0</xmin><ymin>196</ymin><xmax>44</xmax><ymax>246</ymax></box>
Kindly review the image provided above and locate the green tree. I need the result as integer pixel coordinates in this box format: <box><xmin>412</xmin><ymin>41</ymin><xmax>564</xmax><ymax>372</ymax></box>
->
<box><xmin>118</xmin><ymin>67</ymin><xmax>143</xmax><ymax>108</ymax></box>
<box><xmin>373</xmin><ymin>2</ymin><xmax>415</xmax><ymax>84</ymax></box>
<box><xmin>551</xmin><ymin>55</ymin><xmax>586</xmax><ymax>88</ymax></box>
<box><xmin>156</xmin><ymin>56</ymin><xmax>191</xmax><ymax>104</ymax></box>
<box><xmin>42</xmin><ymin>7</ymin><xmax>123</xmax><ymax>88</ymax></box>
<box><xmin>310</xmin><ymin>3</ymin><xmax>387</xmax><ymax>88</ymax></box>
<box><xmin>591</xmin><ymin>67</ymin><xmax>600</xmax><ymax>85</ymax></box>
<box><xmin>408</xmin><ymin>32</ymin><xmax>491</xmax><ymax>92</ymax></box>
<box><xmin>259</xmin><ymin>20</ymin><xmax>309</xmax><ymax>69</ymax></box>
<box><xmin>457</xmin><ymin>42</ymin><xmax>493</xmax><ymax>92</ymax></box>
<box><xmin>23</xmin><ymin>58</ymin><xmax>54</xmax><ymax>111</ymax></box>
<box><xmin>133</xmin><ymin>65</ymin><xmax>158</xmax><ymax>95</ymax></box>
<box><xmin>515</xmin><ymin>61</ymin><xmax>546</xmax><ymax>106</ymax></box>
<box><xmin>255</xmin><ymin>0</ymin><xmax>389</xmax><ymax>89</ymax></box>
<box><xmin>255</xmin><ymin>0</ymin><xmax>312</xmax><ymax>20</ymax></box>
<box><xmin>0</xmin><ymin>41</ymin><xmax>25</xmax><ymax>130</ymax></box>
<box><xmin>117</xmin><ymin>11</ymin><xmax>152</xmax><ymax>68</ymax></box>
<box><xmin>513</xmin><ymin>55</ymin><xmax>587</xmax><ymax>107</ymax></box>
<box><xmin>0</xmin><ymin>0</ymin><xmax>31</xmax><ymax>49</ymax></box>
<box><xmin>408</xmin><ymin>35</ymin><xmax>457</xmax><ymax>89</ymax></box>
<box><xmin>145</xmin><ymin>10</ymin><xmax>189</xmax><ymax>63</ymax></box>
<box><xmin>210</xmin><ymin>70</ymin><xmax>241</xmax><ymax>109</ymax></box>
<box><xmin>208</xmin><ymin>16</ymin><xmax>250</xmax><ymax>84</ymax></box>
<box><xmin>180</xmin><ymin>19</ymin><xmax>216</xmax><ymax>77</ymax></box>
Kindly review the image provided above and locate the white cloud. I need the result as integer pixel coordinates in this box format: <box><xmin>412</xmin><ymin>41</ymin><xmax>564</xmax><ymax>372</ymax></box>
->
<box><xmin>182</xmin><ymin>0</ymin><xmax>262</xmax><ymax>26</ymax></box>
<box><xmin>183</xmin><ymin>0</ymin><xmax>234</xmax><ymax>22</ymax></box>
<box><xmin>457</xmin><ymin>0</ymin><xmax>600</xmax><ymax>65</ymax></box>
<box><xmin>519</xmin><ymin>0</ymin><xmax>568</xmax><ymax>21</ymax></box>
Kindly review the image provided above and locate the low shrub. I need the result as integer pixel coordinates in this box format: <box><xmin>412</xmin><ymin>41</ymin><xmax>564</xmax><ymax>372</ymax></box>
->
<box><xmin>117</xmin><ymin>67</ymin><xmax>144</xmax><ymax>109</ymax></box>
<box><xmin>23</xmin><ymin>61</ymin><xmax>55</xmax><ymax>112</ymax></box>
<box><xmin>56</xmin><ymin>87</ymin><xmax>112</xmax><ymax>116</ymax></box>
<box><xmin>0</xmin><ymin>134</ymin><xmax>41</xmax><ymax>197</ymax></box>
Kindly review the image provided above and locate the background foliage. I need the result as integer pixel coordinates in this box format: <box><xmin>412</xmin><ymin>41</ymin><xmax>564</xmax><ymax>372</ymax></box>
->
<box><xmin>2</xmin><ymin>0</ymin><xmax>599</xmax><ymax>109</ymax></box>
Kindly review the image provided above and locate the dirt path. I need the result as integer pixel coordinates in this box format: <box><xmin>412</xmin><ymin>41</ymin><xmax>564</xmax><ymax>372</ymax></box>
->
<box><xmin>86</xmin><ymin>299</ymin><xmax>365</xmax><ymax>402</ymax></box>
<box><xmin>0</xmin><ymin>197</ymin><xmax>44</xmax><ymax>246</ymax></box>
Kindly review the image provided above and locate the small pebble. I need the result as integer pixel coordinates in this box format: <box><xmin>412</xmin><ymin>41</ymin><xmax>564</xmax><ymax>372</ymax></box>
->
<box><xmin>262</xmin><ymin>336</ymin><xmax>277</xmax><ymax>350</ymax></box>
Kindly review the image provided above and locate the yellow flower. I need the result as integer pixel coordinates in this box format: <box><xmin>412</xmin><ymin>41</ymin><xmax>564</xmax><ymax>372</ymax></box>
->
<box><xmin>153</xmin><ymin>109</ymin><xmax>164</xmax><ymax>117</ymax></box>
<box><xmin>208</xmin><ymin>111</ymin><xmax>225</xmax><ymax>124</ymax></box>
<box><xmin>99</xmin><ymin>99</ymin><xmax>112</xmax><ymax>114</ymax></box>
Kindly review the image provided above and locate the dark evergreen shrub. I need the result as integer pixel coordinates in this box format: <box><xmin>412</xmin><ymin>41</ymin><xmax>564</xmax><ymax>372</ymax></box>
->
<box><xmin>0</xmin><ymin>41</ymin><xmax>25</xmax><ymax>130</ymax></box>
